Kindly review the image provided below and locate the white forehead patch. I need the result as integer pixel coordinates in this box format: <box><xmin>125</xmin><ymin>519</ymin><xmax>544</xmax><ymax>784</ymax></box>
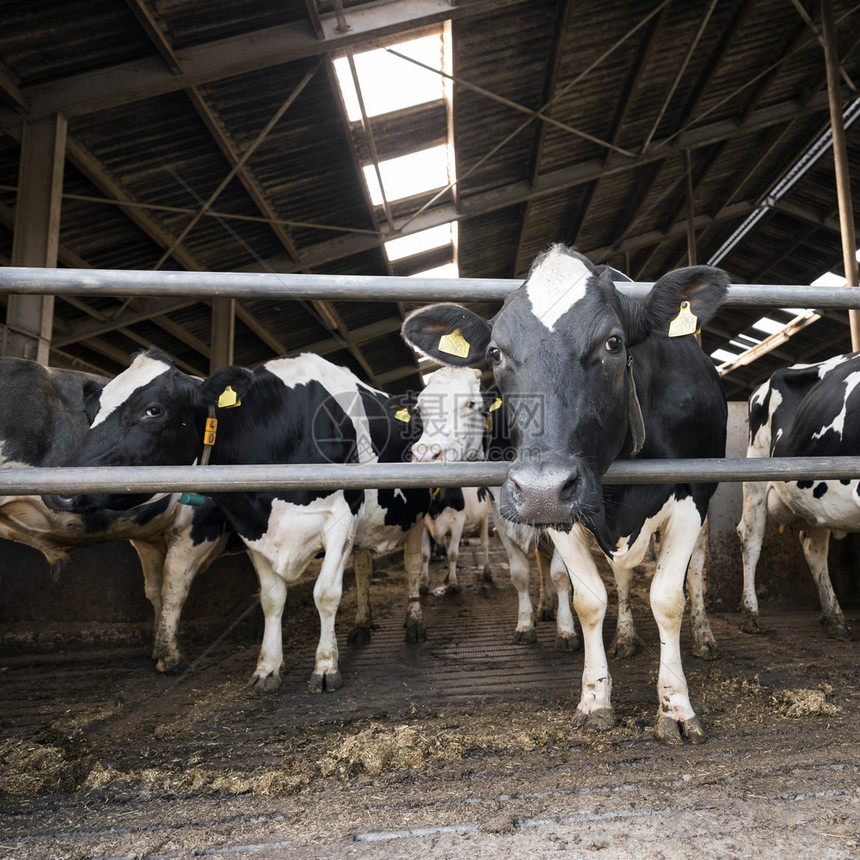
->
<box><xmin>526</xmin><ymin>247</ymin><xmax>593</xmax><ymax>332</ymax></box>
<box><xmin>91</xmin><ymin>354</ymin><xmax>171</xmax><ymax>428</ymax></box>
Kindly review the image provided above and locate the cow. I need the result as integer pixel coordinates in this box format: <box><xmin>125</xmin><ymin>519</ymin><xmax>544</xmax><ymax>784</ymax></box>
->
<box><xmin>402</xmin><ymin>244</ymin><xmax>729</xmax><ymax>744</ymax></box>
<box><xmin>43</xmin><ymin>348</ymin><xmax>430</xmax><ymax>693</ymax></box>
<box><xmin>420</xmin><ymin>485</ymin><xmax>493</xmax><ymax>592</ymax></box>
<box><xmin>738</xmin><ymin>353</ymin><xmax>860</xmax><ymax>640</ymax></box>
<box><xmin>410</xmin><ymin>365</ymin><xmax>578</xmax><ymax>648</ymax></box>
<box><xmin>0</xmin><ymin>356</ymin><xmax>228</xmax><ymax>673</ymax></box>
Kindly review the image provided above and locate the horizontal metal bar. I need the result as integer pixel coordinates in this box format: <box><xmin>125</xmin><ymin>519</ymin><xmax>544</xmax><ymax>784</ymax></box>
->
<box><xmin>1</xmin><ymin>266</ymin><xmax>860</xmax><ymax>307</ymax></box>
<box><xmin>4</xmin><ymin>457</ymin><xmax>860</xmax><ymax>496</ymax></box>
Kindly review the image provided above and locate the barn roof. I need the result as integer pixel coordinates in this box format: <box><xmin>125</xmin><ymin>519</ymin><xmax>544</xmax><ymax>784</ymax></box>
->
<box><xmin>1</xmin><ymin>0</ymin><xmax>859</xmax><ymax>399</ymax></box>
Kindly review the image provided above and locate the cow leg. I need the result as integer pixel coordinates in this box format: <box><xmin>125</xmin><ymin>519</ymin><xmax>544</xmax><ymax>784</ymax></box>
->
<box><xmin>535</xmin><ymin>547</ymin><xmax>556</xmax><ymax>621</ymax></box>
<box><xmin>550</xmin><ymin>527</ymin><xmax>615</xmax><ymax>732</ymax></box>
<box><xmin>348</xmin><ymin>548</ymin><xmax>375</xmax><ymax>645</ymax></box>
<box><xmin>129</xmin><ymin>538</ymin><xmax>167</xmax><ymax>663</ymax></box>
<box><xmin>610</xmin><ymin>563</ymin><xmax>637</xmax><ymax>659</ymax></box>
<box><xmin>444</xmin><ymin>511</ymin><xmax>465</xmax><ymax>591</ymax></box>
<box><xmin>420</xmin><ymin>526</ymin><xmax>431</xmax><ymax>594</ymax></box>
<box><xmin>150</xmin><ymin>529</ymin><xmax>228</xmax><ymax>674</ymax></box>
<box><xmin>799</xmin><ymin>527</ymin><xmax>853</xmax><ymax>640</ymax></box>
<box><xmin>649</xmin><ymin>505</ymin><xmax>705</xmax><ymax>745</ymax></box>
<box><xmin>248</xmin><ymin>548</ymin><xmax>290</xmax><ymax>693</ymax></box>
<box><xmin>687</xmin><ymin>524</ymin><xmax>719</xmax><ymax>659</ymax></box>
<box><xmin>403</xmin><ymin>521</ymin><xmax>426</xmax><ymax>642</ymax></box>
<box><xmin>497</xmin><ymin>523</ymin><xmax>537</xmax><ymax>644</ymax></box>
<box><xmin>478</xmin><ymin>509</ymin><xmax>493</xmax><ymax>584</ymax></box>
<box><xmin>737</xmin><ymin>478</ymin><xmax>769</xmax><ymax>634</ymax></box>
<box><xmin>549</xmin><ymin>550</ymin><xmax>579</xmax><ymax>652</ymax></box>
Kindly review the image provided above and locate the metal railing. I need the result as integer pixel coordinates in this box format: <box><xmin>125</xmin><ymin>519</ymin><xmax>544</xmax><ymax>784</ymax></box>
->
<box><xmin>0</xmin><ymin>265</ymin><xmax>858</xmax><ymax>495</ymax></box>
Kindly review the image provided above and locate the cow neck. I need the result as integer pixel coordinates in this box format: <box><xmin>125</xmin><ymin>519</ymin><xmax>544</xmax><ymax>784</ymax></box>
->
<box><xmin>626</xmin><ymin>355</ymin><xmax>646</xmax><ymax>456</ymax></box>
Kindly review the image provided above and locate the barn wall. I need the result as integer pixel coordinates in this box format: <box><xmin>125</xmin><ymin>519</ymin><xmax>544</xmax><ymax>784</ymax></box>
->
<box><xmin>0</xmin><ymin>537</ymin><xmax>259</xmax><ymax>651</ymax></box>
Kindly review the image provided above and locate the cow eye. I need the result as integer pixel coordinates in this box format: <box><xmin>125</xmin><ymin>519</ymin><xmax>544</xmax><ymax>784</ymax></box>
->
<box><xmin>488</xmin><ymin>346</ymin><xmax>502</xmax><ymax>364</ymax></box>
<box><xmin>465</xmin><ymin>400</ymin><xmax>476</xmax><ymax>410</ymax></box>
<box><xmin>143</xmin><ymin>405</ymin><xmax>163</xmax><ymax>419</ymax></box>
<box><xmin>605</xmin><ymin>336</ymin><xmax>623</xmax><ymax>354</ymax></box>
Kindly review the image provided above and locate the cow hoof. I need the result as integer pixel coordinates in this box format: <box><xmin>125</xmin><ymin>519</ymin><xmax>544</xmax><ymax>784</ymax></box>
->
<box><xmin>512</xmin><ymin>628</ymin><xmax>537</xmax><ymax>645</ymax></box>
<box><xmin>419</xmin><ymin>585</ymin><xmax>429</xmax><ymax>596</ymax></box>
<box><xmin>572</xmin><ymin>707</ymin><xmax>616</xmax><ymax>733</ymax></box>
<box><xmin>537</xmin><ymin>607</ymin><xmax>556</xmax><ymax>622</ymax></box>
<box><xmin>654</xmin><ymin>714</ymin><xmax>706</xmax><ymax>745</ymax></box>
<box><xmin>691</xmin><ymin>636</ymin><xmax>721</xmax><ymax>661</ymax></box>
<box><xmin>308</xmin><ymin>669</ymin><xmax>342</xmax><ymax>693</ymax></box>
<box><xmin>741</xmin><ymin>613</ymin><xmax>764</xmax><ymax>635</ymax></box>
<box><xmin>404</xmin><ymin>621</ymin><xmax>427</xmax><ymax>643</ymax></box>
<box><xmin>347</xmin><ymin>625</ymin><xmax>373</xmax><ymax>646</ymax></box>
<box><xmin>155</xmin><ymin>655</ymin><xmax>188</xmax><ymax>675</ymax></box>
<box><xmin>481</xmin><ymin>566</ymin><xmax>494</xmax><ymax>584</ymax></box>
<box><xmin>250</xmin><ymin>673</ymin><xmax>281</xmax><ymax>694</ymax></box>
<box><xmin>555</xmin><ymin>633</ymin><xmax>580</xmax><ymax>653</ymax></box>
<box><xmin>610</xmin><ymin>637</ymin><xmax>638</xmax><ymax>659</ymax></box>
<box><xmin>822</xmin><ymin>618</ymin><xmax>854</xmax><ymax>641</ymax></box>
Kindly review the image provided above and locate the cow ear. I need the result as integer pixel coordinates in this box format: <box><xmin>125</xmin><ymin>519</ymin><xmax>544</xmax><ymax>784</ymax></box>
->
<box><xmin>634</xmin><ymin>265</ymin><xmax>730</xmax><ymax>342</ymax></box>
<box><xmin>198</xmin><ymin>366</ymin><xmax>255</xmax><ymax>409</ymax></box>
<box><xmin>402</xmin><ymin>303</ymin><xmax>492</xmax><ymax>368</ymax></box>
<box><xmin>82</xmin><ymin>379</ymin><xmax>105</xmax><ymax>425</ymax></box>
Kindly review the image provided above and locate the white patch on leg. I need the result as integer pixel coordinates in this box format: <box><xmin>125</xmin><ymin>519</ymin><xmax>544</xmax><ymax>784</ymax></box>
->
<box><xmin>526</xmin><ymin>246</ymin><xmax>592</xmax><ymax>332</ymax></box>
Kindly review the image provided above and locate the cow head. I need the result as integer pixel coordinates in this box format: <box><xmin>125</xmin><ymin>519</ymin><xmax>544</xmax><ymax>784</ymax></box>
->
<box><xmin>402</xmin><ymin>244</ymin><xmax>728</xmax><ymax>540</ymax></box>
<box><xmin>42</xmin><ymin>347</ymin><xmax>253</xmax><ymax>514</ymax></box>
<box><xmin>412</xmin><ymin>366</ymin><xmax>486</xmax><ymax>464</ymax></box>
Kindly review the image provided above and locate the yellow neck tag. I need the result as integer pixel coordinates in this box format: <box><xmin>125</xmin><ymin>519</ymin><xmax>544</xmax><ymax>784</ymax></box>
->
<box><xmin>204</xmin><ymin>416</ymin><xmax>218</xmax><ymax>446</ymax></box>
<box><xmin>489</xmin><ymin>397</ymin><xmax>502</xmax><ymax>412</ymax></box>
<box><xmin>218</xmin><ymin>385</ymin><xmax>240</xmax><ymax>408</ymax></box>
<box><xmin>394</xmin><ymin>407</ymin><xmax>411</xmax><ymax>423</ymax></box>
<box><xmin>438</xmin><ymin>328</ymin><xmax>471</xmax><ymax>358</ymax></box>
<box><xmin>668</xmin><ymin>301</ymin><xmax>699</xmax><ymax>337</ymax></box>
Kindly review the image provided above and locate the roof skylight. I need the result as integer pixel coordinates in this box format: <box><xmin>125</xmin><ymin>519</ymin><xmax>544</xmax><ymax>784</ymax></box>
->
<box><xmin>362</xmin><ymin>145</ymin><xmax>450</xmax><ymax>206</ymax></box>
<box><xmin>333</xmin><ymin>35</ymin><xmax>444</xmax><ymax>121</ymax></box>
<box><xmin>385</xmin><ymin>222</ymin><xmax>457</xmax><ymax>262</ymax></box>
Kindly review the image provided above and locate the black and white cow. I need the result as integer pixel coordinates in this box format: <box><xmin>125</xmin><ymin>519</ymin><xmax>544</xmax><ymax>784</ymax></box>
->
<box><xmin>0</xmin><ymin>356</ymin><xmax>228</xmax><ymax>672</ymax></box>
<box><xmin>420</xmin><ymin>485</ymin><xmax>493</xmax><ymax>591</ymax></box>
<box><xmin>413</xmin><ymin>367</ymin><xmax>493</xmax><ymax>591</ymax></box>
<box><xmin>411</xmin><ymin>364</ymin><xmax>578</xmax><ymax>648</ymax></box>
<box><xmin>44</xmin><ymin>348</ymin><xmax>430</xmax><ymax>693</ymax></box>
<box><xmin>738</xmin><ymin>353</ymin><xmax>860</xmax><ymax>640</ymax></box>
<box><xmin>403</xmin><ymin>244</ymin><xmax>729</xmax><ymax>744</ymax></box>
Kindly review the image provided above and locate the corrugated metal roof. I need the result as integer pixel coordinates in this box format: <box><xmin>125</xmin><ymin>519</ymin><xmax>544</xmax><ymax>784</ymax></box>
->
<box><xmin>0</xmin><ymin>0</ymin><xmax>858</xmax><ymax>397</ymax></box>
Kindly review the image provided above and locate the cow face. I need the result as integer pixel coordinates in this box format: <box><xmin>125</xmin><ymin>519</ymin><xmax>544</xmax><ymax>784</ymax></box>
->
<box><xmin>43</xmin><ymin>348</ymin><xmax>207</xmax><ymax>513</ymax></box>
<box><xmin>412</xmin><ymin>366</ymin><xmax>486</xmax><ymax>464</ymax></box>
<box><xmin>403</xmin><ymin>244</ymin><xmax>728</xmax><ymax>533</ymax></box>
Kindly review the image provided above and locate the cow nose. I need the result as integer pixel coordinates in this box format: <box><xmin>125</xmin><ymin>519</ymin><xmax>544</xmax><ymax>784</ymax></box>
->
<box><xmin>412</xmin><ymin>445</ymin><xmax>444</xmax><ymax>464</ymax></box>
<box><xmin>502</xmin><ymin>463</ymin><xmax>582</xmax><ymax>524</ymax></box>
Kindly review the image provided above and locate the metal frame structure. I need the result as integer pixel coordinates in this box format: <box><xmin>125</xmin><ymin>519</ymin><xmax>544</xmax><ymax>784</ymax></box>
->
<box><xmin>1</xmin><ymin>266</ymin><xmax>859</xmax><ymax>496</ymax></box>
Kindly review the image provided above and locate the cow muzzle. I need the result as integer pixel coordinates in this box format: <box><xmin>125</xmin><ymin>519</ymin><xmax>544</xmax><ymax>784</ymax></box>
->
<box><xmin>500</xmin><ymin>460</ymin><xmax>590</xmax><ymax>525</ymax></box>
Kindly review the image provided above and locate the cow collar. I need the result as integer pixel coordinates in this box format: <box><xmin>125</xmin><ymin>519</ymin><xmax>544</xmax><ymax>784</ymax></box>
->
<box><xmin>627</xmin><ymin>355</ymin><xmax>646</xmax><ymax>456</ymax></box>
<box><xmin>180</xmin><ymin>387</ymin><xmax>240</xmax><ymax>506</ymax></box>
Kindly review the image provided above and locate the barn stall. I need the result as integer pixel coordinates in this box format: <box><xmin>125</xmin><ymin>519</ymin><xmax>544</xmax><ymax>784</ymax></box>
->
<box><xmin>1</xmin><ymin>0</ymin><xmax>860</xmax><ymax>855</ymax></box>
<box><xmin>1</xmin><ymin>268</ymin><xmax>859</xmax><ymax>858</ymax></box>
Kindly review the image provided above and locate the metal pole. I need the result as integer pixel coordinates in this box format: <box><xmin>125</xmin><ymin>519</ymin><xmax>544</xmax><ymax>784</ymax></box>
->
<box><xmin>821</xmin><ymin>0</ymin><xmax>860</xmax><ymax>350</ymax></box>
<box><xmin>8</xmin><ymin>457</ymin><xmax>860</xmax><ymax>495</ymax></box>
<box><xmin>4</xmin><ymin>267</ymin><xmax>860</xmax><ymax>308</ymax></box>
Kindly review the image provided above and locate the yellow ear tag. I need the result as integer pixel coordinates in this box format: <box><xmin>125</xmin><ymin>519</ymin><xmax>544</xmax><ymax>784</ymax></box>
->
<box><xmin>489</xmin><ymin>397</ymin><xmax>502</xmax><ymax>412</ymax></box>
<box><xmin>394</xmin><ymin>407</ymin><xmax>411</xmax><ymax>423</ymax></box>
<box><xmin>218</xmin><ymin>385</ymin><xmax>240</xmax><ymax>408</ymax></box>
<box><xmin>438</xmin><ymin>328</ymin><xmax>471</xmax><ymax>358</ymax></box>
<box><xmin>668</xmin><ymin>301</ymin><xmax>700</xmax><ymax>337</ymax></box>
